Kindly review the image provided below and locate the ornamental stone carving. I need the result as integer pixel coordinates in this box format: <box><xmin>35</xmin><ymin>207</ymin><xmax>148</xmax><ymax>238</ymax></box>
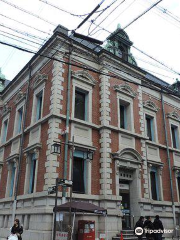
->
<box><xmin>14</xmin><ymin>89</ymin><xmax>26</xmax><ymax>105</ymax></box>
<box><xmin>33</xmin><ymin>72</ymin><xmax>48</xmax><ymax>90</ymax></box>
<box><xmin>1</xmin><ymin>103</ymin><xmax>11</xmax><ymax>116</ymax></box>
<box><xmin>167</xmin><ymin>110</ymin><xmax>180</xmax><ymax>122</ymax></box>
<box><xmin>143</xmin><ymin>99</ymin><xmax>159</xmax><ymax>112</ymax></box>
<box><xmin>72</xmin><ymin>70</ymin><xmax>97</xmax><ymax>86</ymax></box>
<box><xmin>113</xmin><ymin>83</ymin><xmax>137</xmax><ymax>98</ymax></box>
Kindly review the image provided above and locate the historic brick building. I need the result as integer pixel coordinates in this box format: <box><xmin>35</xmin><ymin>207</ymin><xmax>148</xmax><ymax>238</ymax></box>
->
<box><xmin>0</xmin><ymin>24</ymin><xmax>180</xmax><ymax>239</ymax></box>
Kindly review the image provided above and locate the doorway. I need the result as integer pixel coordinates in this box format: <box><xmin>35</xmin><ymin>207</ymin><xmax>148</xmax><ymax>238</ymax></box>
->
<box><xmin>119</xmin><ymin>180</ymin><xmax>131</xmax><ymax>229</ymax></box>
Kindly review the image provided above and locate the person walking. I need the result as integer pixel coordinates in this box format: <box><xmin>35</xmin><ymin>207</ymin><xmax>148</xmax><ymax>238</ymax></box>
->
<box><xmin>134</xmin><ymin>216</ymin><xmax>145</xmax><ymax>240</ymax></box>
<box><xmin>10</xmin><ymin>219</ymin><xmax>23</xmax><ymax>240</ymax></box>
<box><xmin>153</xmin><ymin>215</ymin><xmax>164</xmax><ymax>240</ymax></box>
<box><xmin>143</xmin><ymin>216</ymin><xmax>154</xmax><ymax>240</ymax></box>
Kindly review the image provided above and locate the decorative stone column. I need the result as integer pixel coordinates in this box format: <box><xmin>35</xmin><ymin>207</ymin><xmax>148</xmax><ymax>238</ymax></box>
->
<box><xmin>44</xmin><ymin>54</ymin><xmax>65</xmax><ymax>190</ymax></box>
<box><xmin>138</xmin><ymin>85</ymin><xmax>149</xmax><ymax>198</ymax></box>
<box><xmin>99</xmin><ymin>69</ymin><xmax>112</xmax><ymax>195</ymax></box>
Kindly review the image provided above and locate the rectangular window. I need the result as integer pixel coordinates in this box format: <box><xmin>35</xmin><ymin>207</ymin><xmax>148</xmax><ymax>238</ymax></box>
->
<box><xmin>146</xmin><ymin>115</ymin><xmax>154</xmax><ymax>141</ymax></box>
<box><xmin>73</xmin><ymin>151</ymin><xmax>86</xmax><ymax>194</ymax></box>
<box><xmin>2</xmin><ymin>119</ymin><xmax>8</xmax><ymax>143</ymax></box>
<box><xmin>119</xmin><ymin>100</ymin><xmax>131</xmax><ymax>130</ymax></box>
<box><xmin>150</xmin><ymin>169</ymin><xmax>159</xmax><ymax>200</ymax></box>
<box><xmin>120</xmin><ymin>105</ymin><xmax>126</xmax><ymax>129</ymax></box>
<box><xmin>171</xmin><ymin>125</ymin><xmax>179</xmax><ymax>149</ymax></box>
<box><xmin>17</xmin><ymin>107</ymin><xmax>23</xmax><ymax>134</ymax></box>
<box><xmin>74</xmin><ymin>88</ymin><xmax>88</xmax><ymax>121</ymax></box>
<box><xmin>177</xmin><ymin>177</ymin><xmax>180</xmax><ymax>201</ymax></box>
<box><xmin>9</xmin><ymin>163</ymin><xmax>16</xmax><ymax>197</ymax></box>
<box><xmin>29</xmin><ymin>153</ymin><xmax>37</xmax><ymax>194</ymax></box>
<box><xmin>36</xmin><ymin>91</ymin><xmax>43</xmax><ymax>121</ymax></box>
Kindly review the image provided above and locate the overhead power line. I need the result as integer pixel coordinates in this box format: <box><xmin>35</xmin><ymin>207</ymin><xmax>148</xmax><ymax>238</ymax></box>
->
<box><xmin>133</xmin><ymin>45</ymin><xmax>180</xmax><ymax>76</ymax></box>
<box><xmin>0</xmin><ymin>0</ymin><xmax>57</xmax><ymax>26</ymax></box>
<box><xmin>0</xmin><ymin>39</ymin><xmax>179</xmax><ymax>99</ymax></box>
<box><xmin>123</xmin><ymin>0</ymin><xmax>163</xmax><ymax>29</ymax></box>
<box><xmin>0</xmin><ymin>23</ymin><xmax>45</xmax><ymax>42</ymax></box>
<box><xmin>0</xmin><ymin>13</ymin><xmax>52</xmax><ymax>36</ymax></box>
<box><xmin>89</xmin><ymin>0</ymin><xmax>126</xmax><ymax>36</ymax></box>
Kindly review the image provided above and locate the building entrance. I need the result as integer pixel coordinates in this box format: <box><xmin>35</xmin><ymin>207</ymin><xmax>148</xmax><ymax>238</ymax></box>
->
<box><xmin>120</xmin><ymin>181</ymin><xmax>131</xmax><ymax>229</ymax></box>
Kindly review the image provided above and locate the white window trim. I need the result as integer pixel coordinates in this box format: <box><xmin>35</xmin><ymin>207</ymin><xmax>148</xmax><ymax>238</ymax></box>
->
<box><xmin>175</xmin><ymin>170</ymin><xmax>180</xmax><ymax>202</ymax></box>
<box><xmin>144</xmin><ymin>109</ymin><xmax>158</xmax><ymax>143</ymax></box>
<box><xmin>13</xmin><ymin>100</ymin><xmax>25</xmax><ymax>137</ymax></box>
<box><xmin>5</xmin><ymin>158</ymin><xmax>18</xmax><ymax>198</ymax></box>
<box><xmin>24</xmin><ymin>150</ymin><xmax>39</xmax><ymax>194</ymax></box>
<box><xmin>0</xmin><ymin>163</ymin><xmax>3</xmax><ymax>186</ymax></box>
<box><xmin>169</xmin><ymin>119</ymin><xmax>180</xmax><ymax>149</ymax></box>
<box><xmin>117</xmin><ymin>92</ymin><xmax>134</xmax><ymax>132</ymax></box>
<box><xmin>148</xmin><ymin>164</ymin><xmax>163</xmax><ymax>201</ymax></box>
<box><xmin>72</xmin><ymin>79</ymin><xmax>92</xmax><ymax>123</ymax></box>
<box><xmin>1</xmin><ymin>113</ymin><xmax>10</xmax><ymax>145</ymax></box>
<box><xmin>31</xmin><ymin>83</ymin><xmax>45</xmax><ymax>125</ymax></box>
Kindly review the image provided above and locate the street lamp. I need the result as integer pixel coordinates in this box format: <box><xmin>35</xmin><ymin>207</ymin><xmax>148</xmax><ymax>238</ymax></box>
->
<box><xmin>51</xmin><ymin>142</ymin><xmax>61</xmax><ymax>154</ymax></box>
<box><xmin>83</xmin><ymin>149</ymin><xmax>94</xmax><ymax>161</ymax></box>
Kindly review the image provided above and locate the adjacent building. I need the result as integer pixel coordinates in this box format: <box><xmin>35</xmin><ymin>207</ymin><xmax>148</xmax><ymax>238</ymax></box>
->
<box><xmin>0</xmin><ymin>24</ymin><xmax>180</xmax><ymax>240</ymax></box>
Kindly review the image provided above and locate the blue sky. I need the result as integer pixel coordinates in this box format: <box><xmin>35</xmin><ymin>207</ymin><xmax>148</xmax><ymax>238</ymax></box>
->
<box><xmin>0</xmin><ymin>0</ymin><xmax>179</xmax><ymax>84</ymax></box>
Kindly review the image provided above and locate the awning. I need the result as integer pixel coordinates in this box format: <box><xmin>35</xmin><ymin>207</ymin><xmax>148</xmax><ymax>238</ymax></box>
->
<box><xmin>53</xmin><ymin>201</ymin><xmax>107</xmax><ymax>215</ymax></box>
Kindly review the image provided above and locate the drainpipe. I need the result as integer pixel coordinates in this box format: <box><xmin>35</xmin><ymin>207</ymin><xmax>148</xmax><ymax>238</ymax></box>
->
<box><xmin>62</xmin><ymin>46</ymin><xmax>73</xmax><ymax>202</ymax></box>
<box><xmin>161</xmin><ymin>91</ymin><xmax>176</xmax><ymax>227</ymax></box>
<box><xmin>12</xmin><ymin>64</ymin><xmax>32</xmax><ymax>224</ymax></box>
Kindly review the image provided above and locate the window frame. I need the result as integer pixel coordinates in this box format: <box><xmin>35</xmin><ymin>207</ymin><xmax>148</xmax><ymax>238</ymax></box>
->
<box><xmin>5</xmin><ymin>160</ymin><xmax>17</xmax><ymax>198</ymax></box>
<box><xmin>149</xmin><ymin>165</ymin><xmax>163</xmax><ymax>201</ymax></box>
<box><xmin>74</xmin><ymin>88</ymin><xmax>88</xmax><ymax>121</ymax></box>
<box><xmin>170</xmin><ymin>121</ymin><xmax>180</xmax><ymax>149</ymax></box>
<box><xmin>31</xmin><ymin>84</ymin><xmax>45</xmax><ymax>125</ymax></box>
<box><xmin>24</xmin><ymin>151</ymin><xmax>38</xmax><ymax>195</ymax></box>
<box><xmin>14</xmin><ymin>100</ymin><xmax>25</xmax><ymax>136</ymax></box>
<box><xmin>117</xmin><ymin>93</ymin><xmax>134</xmax><ymax>132</ymax></box>
<box><xmin>144</xmin><ymin>110</ymin><xmax>158</xmax><ymax>143</ymax></box>
<box><xmin>1</xmin><ymin>114</ymin><xmax>9</xmax><ymax>145</ymax></box>
<box><xmin>72</xmin><ymin>149</ymin><xmax>91</xmax><ymax>195</ymax></box>
<box><xmin>177</xmin><ymin>175</ymin><xmax>180</xmax><ymax>202</ymax></box>
<box><xmin>72</xmin><ymin>80</ymin><xmax>92</xmax><ymax>123</ymax></box>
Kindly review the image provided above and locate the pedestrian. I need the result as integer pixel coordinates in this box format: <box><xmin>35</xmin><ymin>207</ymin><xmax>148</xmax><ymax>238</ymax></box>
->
<box><xmin>134</xmin><ymin>216</ymin><xmax>144</xmax><ymax>240</ymax></box>
<box><xmin>143</xmin><ymin>216</ymin><xmax>154</xmax><ymax>240</ymax></box>
<box><xmin>9</xmin><ymin>219</ymin><xmax>23</xmax><ymax>240</ymax></box>
<box><xmin>153</xmin><ymin>215</ymin><xmax>164</xmax><ymax>240</ymax></box>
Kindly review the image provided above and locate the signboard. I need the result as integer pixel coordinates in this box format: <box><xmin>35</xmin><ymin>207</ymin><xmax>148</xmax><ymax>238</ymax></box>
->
<box><xmin>56</xmin><ymin>231</ymin><xmax>68</xmax><ymax>240</ymax></box>
<box><xmin>58</xmin><ymin>179</ymin><xmax>73</xmax><ymax>187</ymax></box>
<box><xmin>100</xmin><ymin>233</ymin><xmax>106</xmax><ymax>239</ymax></box>
<box><xmin>119</xmin><ymin>183</ymin><xmax>129</xmax><ymax>190</ymax></box>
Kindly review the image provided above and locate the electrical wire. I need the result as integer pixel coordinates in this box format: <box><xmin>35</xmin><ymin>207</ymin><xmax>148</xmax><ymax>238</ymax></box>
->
<box><xmin>87</xmin><ymin>0</ymin><xmax>118</xmax><ymax>35</ymax></box>
<box><xmin>0</xmin><ymin>0</ymin><xmax>179</xmax><ymax>82</ymax></box>
<box><xmin>0</xmin><ymin>23</ymin><xmax>46</xmax><ymax>42</ymax></box>
<box><xmin>0</xmin><ymin>33</ymin><xmax>40</xmax><ymax>49</ymax></box>
<box><xmin>0</xmin><ymin>0</ymin><xmax>57</xmax><ymax>26</ymax></box>
<box><xmin>0</xmin><ymin>39</ymin><xmax>179</xmax><ymax>99</ymax></box>
<box><xmin>123</xmin><ymin>0</ymin><xmax>163</xmax><ymax>29</ymax></box>
<box><xmin>0</xmin><ymin>13</ymin><xmax>52</xmax><ymax>36</ymax></box>
<box><xmin>0</xmin><ymin>29</ymin><xmax>43</xmax><ymax>47</ymax></box>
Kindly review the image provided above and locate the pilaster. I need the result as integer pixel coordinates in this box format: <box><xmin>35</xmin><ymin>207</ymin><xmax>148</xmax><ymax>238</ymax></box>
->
<box><xmin>99</xmin><ymin>70</ymin><xmax>112</xmax><ymax>195</ymax></box>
